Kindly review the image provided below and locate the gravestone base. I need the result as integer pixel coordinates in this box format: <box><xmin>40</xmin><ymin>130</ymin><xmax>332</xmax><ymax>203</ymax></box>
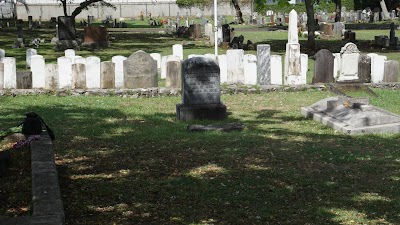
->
<box><xmin>285</xmin><ymin>75</ymin><xmax>305</xmax><ymax>85</ymax></box>
<box><xmin>81</xmin><ymin>41</ymin><xmax>111</xmax><ymax>50</ymax></box>
<box><xmin>176</xmin><ymin>103</ymin><xmax>227</xmax><ymax>121</ymax></box>
<box><xmin>54</xmin><ymin>40</ymin><xmax>80</xmax><ymax>51</ymax></box>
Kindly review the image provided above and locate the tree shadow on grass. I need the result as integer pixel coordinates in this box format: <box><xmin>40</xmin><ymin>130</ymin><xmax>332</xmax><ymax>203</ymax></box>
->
<box><xmin>1</xmin><ymin>97</ymin><xmax>399</xmax><ymax>225</ymax></box>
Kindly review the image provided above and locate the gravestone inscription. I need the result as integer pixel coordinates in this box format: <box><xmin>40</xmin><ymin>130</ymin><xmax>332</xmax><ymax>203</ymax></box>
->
<box><xmin>176</xmin><ymin>57</ymin><xmax>227</xmax><ymax>121</ymax></box>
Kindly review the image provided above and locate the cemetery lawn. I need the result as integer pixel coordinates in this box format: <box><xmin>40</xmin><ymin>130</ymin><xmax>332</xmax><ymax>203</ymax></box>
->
<box><xmin>1</xmin><ymin>89</ymin><xmax>400</xmax><ymax>224</ymax></box>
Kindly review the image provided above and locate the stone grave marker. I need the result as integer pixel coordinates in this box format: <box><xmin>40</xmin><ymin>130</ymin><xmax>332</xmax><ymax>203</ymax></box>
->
<box><xmin>217</xmin><ymin>55</ymin><xmax>228</xmax><ymax>84</ymax></box>
<box><xmin>227</xmin><ymin>49</ymin><xmax>244</xmax><ymax>84</ymax></box>
<box><xmin>313</xmin><ymin>49</ymin><xmax>334</xmax><ymax>83</ymax></box>
<box><xmin>257</xmin><ymin>44</ymin><xmax>271</xmax><ymax>85</ymax></box>
<box><xmin>100</xmin><ymin>61</ymin><xmax>115</xmax><ymax>88</ymax></box>
<box><xmin>244</xmin><ymin>54</ymin><xmax>257</xmax><ymax>85</ymax></box>
<box><xmin>45</xmin><ymin>64</ymin><xmax>59</xmax><ymax>90</ymax></box>
<box><xmin>111</xmin><ymin>55</ymin><xmax>127</xmax><ymax>88</ymax></box>
<box><xmin>270</xmin><ymin>55</ymin><xmax>282</xmax><ymax>85</ymax></box>
<box><xmin>86</xmin><ymin>56</ymin><xmax>101</xmax><ymax>88</ymax></box>
<box><xmin>166</xmin><ymin>55</ymin><xmax>181</xmax><ymax>88</ymax></box>
<box><xmin>284</xmin><ymin>10</ymin><xmax>304</xmax><ymax>85</ymax></box>
<box><xmin>0</xmin><ymin>49</ymin><xmax>5</xmax><ymax>61</ymax></box>
<box><xmin>58</xmin><ymin>16</ymin><xmax>76</xmax><ymax>40</ymax></box>
<box><xmin>123</xmin><ymin>50</ymin><xmax>157</xmax><ymax>88</ymax></box>
<box><xmin>358</xmin><ymin>54</ymin><xmax>371</xmax><ymax>83</ymax></box>
<box><xmin>176</xmin><ymin>57</ymin><xmax>227</xmax><ymax>121</ymax></box>
<box><xmin>150</xmin><ymin>53</ymin><xmax>162</xmax><ymax>70</ymax></box>
<box><xmin>72</xmin><ymin>63</ymin><xmax>86</xmax><ymax>89</ymax></box>
<box><xmin>0</xmin><ymin>62</ymin><xmax>3</xmax><ymax>89</ymax></box>
<box><xmin>383</xmin><ymin>60</ymin><xmax>399</xmax><ymax>82</ymax></box>
<box><xmin>31</xmin><ymin>55</ymin><xmax>45</xmax><ymax>88</ymax></box>
<box><xmin>161</xmin><ymin>56</ymin><xmax>167</xmax><ymax>79</ymax></box>
<box><xmin>337</xmin><ymin>43</ymin><xmax>360</xmax><ymax>82</ymax></box>
<box><xmin>83</xmin><ymin>26</ymin><xmax>109</xmax><ymax>47</ymax></box>
<box><xmin>65</xmin><ymin>49</ymin><xmax>75</xmax><ymax>59</ymax></box>
<box><xmin>16</xmin><ymin>71</ymin><xmax>32</xmax><ymax>89</ymax></box>
<box><xmin>172</xmin><ymin>44</ymin><xmax>183</xmax><ymax>60</ymax></box>
<box><xmin>26</xmin><ymin>48</ymin><xmax>37</xmax><ymax>69</ymax></box>
<box><xmin>3</xmin><ymin>57</ymin><xmax>16</xmax><ymax>89</ymax></box>
<box><xmin>368</xmin><ymin>53</ymin><xmax>386</xmax><ymax>83</ymax></box>
<box><xmin>58</xmin><ymin>56</ymin><xmax>72</xmax><ymax>89</ymax></box>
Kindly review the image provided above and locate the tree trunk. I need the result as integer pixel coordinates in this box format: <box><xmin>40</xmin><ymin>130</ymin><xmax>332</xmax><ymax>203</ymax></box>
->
<box><xmin>335</xmin><ymin>0</ymin><xmax>342</xmax><ymax>22</ymax></box>
<box><xmin>61</xmin><ymin>0</ymin><xmax>68</xmax><ymax>16</ymax></box>
<box><xmin>305</xmin><ymin>0</ymin><xmax>315</xmax><ymax>51</ymax></box>
<box><xmin>232</xmin><ymin>0</ymin><xmax>244</xmax><ymax>24</ymax></box>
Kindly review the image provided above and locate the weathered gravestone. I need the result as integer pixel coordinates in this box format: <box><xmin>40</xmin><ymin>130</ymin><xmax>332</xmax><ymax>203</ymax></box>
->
<box><xmin>176</xmin><ymin>57</ymin><xmax>227</xmax><ymax>121</ymax></box>
<box><xmin>123</xmin><ymin>50</ymin><xmax>157</xmax><ymax>88</ymax></box>
<box><xmin>31</xmin><ymin>55</ymin><xmax>45</xmax><ymax>88</ymax></box>
<box><xmin>383</xmin><ymin>60</ymin><xmax>399</xmax><ymax>82</ymax></box>
<box><xmin>302</xmin><ymin>96</ymin><xmax>400</xmax><ymax>134</ymax></box>
<box><xmin>16</xmin><ymin>71</ymin><xmax>32</xmax><ymax>89</ymax></box>
<box><xmin>0</xmin><ymin>62</ymin><xmax>3</xmax><ymax>89</ymax></box>
<box><xmin>0</xmin><ymin>49</ymin><xmax>5</xmax><ymax>61</ymax></box>
<box><xmin>257</xmin><ymin>44</ymin><xmax>271</xmax><ymax>85</ymax></box>
<box><xmin>100</xmin><ymin>61</ymin><xmax>115</xmax><ymax>88</ymax></box>
<box><xmin>83</xmin><ymin>26</ymin><xmax>109</xmax><ymax>48</ymax></box>
<box><xmin>313</xmin><ymin>49</ymin><xmax>334</xmax><ymax>83</ymax></box>
<box><xmin>358</xmin><ymin>55</ymin><xmax>371</xmax><ymax>83</ymax></box>
<box><xmin>166</xmin><ymin>55</ymin><xmax>181</xmax><ymax>88</ymax></box>
<box><xmin>72</xmin><ymin>63</ymin><xmax>86</xmax><ymax>89</ymax></box>
<box><xmin>45</xmin><ymin>64</ymin><xmax>59</xmax><ymax>90</ymax></box>
<box><xmin>3</xmin><ymin>57</ymin><xmax>16</xmax><ymax>89</ymax></box>
<box><xmin>58</xmin><ymin>16</ymin><xmax>76</xmax><ymax>40</ymax></box>
<box><xmin>337</xmin><ymin>43</ymin><xmax>360</xmax><ymax>82</ymax></box>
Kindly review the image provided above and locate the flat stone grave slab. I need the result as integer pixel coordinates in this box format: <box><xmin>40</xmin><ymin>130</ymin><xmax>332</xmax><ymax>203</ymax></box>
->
<box><xmin>187</xmin><ymin>123</ymin><xmax>244</xmax><ymax>132</ymax></box>
<box><xmin>301</xmin><ymin>96</ymin><xmax>400</xmax><ymax>134</ymax></box>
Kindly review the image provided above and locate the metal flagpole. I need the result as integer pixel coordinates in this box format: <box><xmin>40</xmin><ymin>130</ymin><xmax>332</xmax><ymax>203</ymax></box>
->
<box><xmin>214</xmin><ymin>0</ymin><xmax>218</xmax><ymax>56</ymax></box>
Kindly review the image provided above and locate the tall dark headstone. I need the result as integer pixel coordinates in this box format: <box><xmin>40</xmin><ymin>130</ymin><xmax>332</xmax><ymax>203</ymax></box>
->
<box><xmin>57</xmin><ymin>16</ymin><xmax>76</xmax><ymax>40</ymax></box>
<box><xmin>358</xmin><ymin>54</ymin><xmax>371</xmax><ymax>83</ymax></box>
<box><xmin>176</xmin><ymin>57</ymin><xmax>227</xmax><ymax>121</ymax></box>
<box><xmin>312</xmin><ymin>49</ymin><xmax>334</xmax><ymax>83</ymax></box>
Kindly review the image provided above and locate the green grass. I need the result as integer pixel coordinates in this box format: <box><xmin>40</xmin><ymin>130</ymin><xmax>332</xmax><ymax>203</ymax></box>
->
<box><xmin>1</xmin><ymin>89</ymin><xmax>400</xmax><ymax>224</ymax></box>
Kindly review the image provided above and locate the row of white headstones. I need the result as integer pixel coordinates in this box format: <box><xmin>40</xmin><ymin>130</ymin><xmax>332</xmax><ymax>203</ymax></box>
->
<box><xmin>0</xmin><ymin>9</ymin><xmax>394</xmax><ymax>89</ymax></box>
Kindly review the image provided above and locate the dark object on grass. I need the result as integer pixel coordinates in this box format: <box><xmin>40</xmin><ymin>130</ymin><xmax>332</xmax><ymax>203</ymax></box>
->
<box><xmin>230</xmin><ymin>35</ymin><xmax>244</xmax><ymax>49</ymax></box>
<box><xmin>0</xmin><ymin>150</ymin><xmax>11</xmax><ymax>176</ymax></box>
<box><xmin>187</xmin><ymin>122</ymin><xmax>244</xmax><ymax>132</ymax></box>
<box><xmin>21</xmin><ymin>112</ymin><xmax>55</xmax><ymax>141</ymax></box>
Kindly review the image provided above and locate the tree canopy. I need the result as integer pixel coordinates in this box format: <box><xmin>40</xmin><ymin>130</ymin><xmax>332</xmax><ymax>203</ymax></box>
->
<box><xmin>58</xmin><ymin>0</ymin><xmax>116</xmax><ymax>19</ymax></box>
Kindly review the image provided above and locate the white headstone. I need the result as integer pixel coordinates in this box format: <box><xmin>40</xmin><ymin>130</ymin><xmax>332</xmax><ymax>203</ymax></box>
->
<box><xmin>368</xmin><ymin>53</ymin><xmax>387</xmax><ymax>83</ymax></box>
<box><xmin>300</xmin><ymin>53</ymin><xmax>308</xmax><ymax>84</ymax></box>
<box><xmin>3</xmin><ymin>57</ymin><xmax>16</xmax><ymax>89</ymax></box>
<box><xmin>204</xmin><ymin>54</ymin><xmax>217</xmax><ymax>61</ymax></box>
<box><xmin>205</xmin><ymin>23</ymin><xmax>213</xmax><ymax>37</ymax></box>
<box><xmin>161</xmin><ymin>56</ymin><xmax>167</xmax><ymax>79</ymax></box>
<box><xmin>45</xmin><ymin>64</ymin><xmax>59</xmax><ymax>90</ymax></box>
<box><xmin>337</xmin><ymin>43</ymin><xmax>360</xmax><ymax>81</ymax></box>
<box><xmin>31</xmin><ymin>55</ymin><xmax>45</xmax><ymax>88</ymax></box>
<box><xmin>166</xmin><ymin>55</ymin><xmax>181</xmax><ymax>88</ymax></box>
<box><xmin>57</xmin><ymin>56</ymin><xmax>72</xmax><ymax>89</ymax></box>
<box><xmin>172</xmin><ymin>44</ymin><xmax>183</xmax><ymax>60</ymax></box>
<box><xmin>74</xmin><ymin>57</ymin><xmax>86</xmax><ymax>64</ymax></box>
<box><xmin>244</xmin><ymin>54</ymin><xmax>257</xmax><ymax>85</ymax></box>
<box><xmin>227</xmin><ymin>49</ymin><xmax>244</xmax><ymax>84</ymax></box>
<box><xmin>0</xmin><ymin>49</ymin><xmax>5</xmax><ymax>61</ymax></box>
<box><xmin>26</xmin><ymin>48</ymin><xmax>37</xmax><ymax>68</ymax></box>
<box><xmin>333</xmin><ymin>53</ymin><xmax>341</xmax><ymax>80</ymax></box>
<box><xmin>0</xmin><ymin>62</ymin><xmax>3</xmax><ymax>89</ymax></box>
<box><xmin>112</xmin><ymin>55</ymin><xmax>127</xmax><ymax>89</ymax></box>
<box><xmin>85</xmin><ymin>56</ymin><xmax>101</xmax><ymax>88</ymax></box>
<box><xmin>65</xmin><ymin>49</ymin><xmax>76</xmax><ymax>59</ymax></box>
<box><xmin>270</xmin><ymin>55</ymin><xmax>282</xmax><ymax>85</ymax></box>
<box><xmin>380</xmin><ymin>0</ymin><xmax>390</xmax><ymax>20</ymax></box>
<box><xmin>288</xmin><ymin>9</ymin><xmax>299</xmax><ymax>44</ymax></box>
<box><xmin>333</xmin><ymin>22</ymin><xmax>344</xmax><ymax>39</ymax></box>
<box><xmin>150</xmin><ymin>53</ymin><xmax>162</xmax><ymax>69</ymax></box>
<box><xmin>218</xmin><ymin>54</ymin><xmax>228</xmax><ymax>84</ymax></box>
<box><xmin>72</xmin><ymin>63</ymin><xmax>86</xmax><ymax>89</ymax></box>
<box><xmin>284</xmin><ymin>9</ymin><xmax>303</xmax><ymax>85</ymax></box>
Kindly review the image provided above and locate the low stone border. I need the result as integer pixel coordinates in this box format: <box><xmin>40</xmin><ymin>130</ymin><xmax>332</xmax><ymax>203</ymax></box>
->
<box><xmin>0</xmin><ymin>83</ymin><xmax>398</xmax><ymax>98</ymax></box>
<box><xmin>0</xmin><ymin>133</ymin><xmax>64</xmax><ymax>225</ymax></box>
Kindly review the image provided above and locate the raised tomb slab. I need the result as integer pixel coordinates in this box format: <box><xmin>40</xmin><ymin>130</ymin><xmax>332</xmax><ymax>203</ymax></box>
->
<box><xmin>301</xmin><ymin>96</ymin><xmax>400</xmax><ymax>134</ymax></box>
